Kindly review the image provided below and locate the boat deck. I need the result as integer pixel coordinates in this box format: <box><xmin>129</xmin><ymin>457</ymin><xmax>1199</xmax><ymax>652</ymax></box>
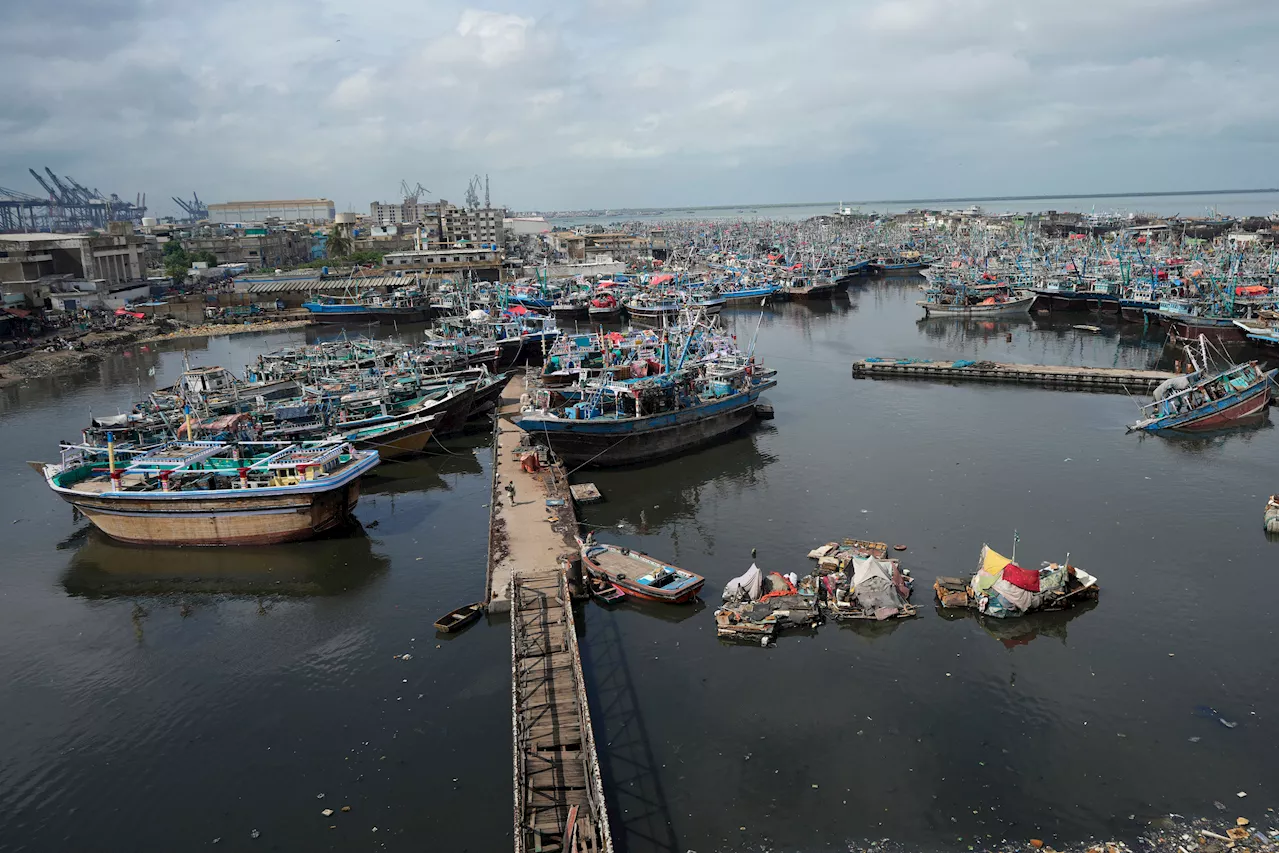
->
<box><xmin>851</xmin><ymin>358</ymin><xmax>1175</xmax><ymax>393</ymax></box>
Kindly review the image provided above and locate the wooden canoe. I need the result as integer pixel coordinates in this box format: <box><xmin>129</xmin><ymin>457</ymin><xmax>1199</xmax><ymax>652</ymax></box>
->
<box><xmin>434</xmin><ymin>602</ymin><xmax>484</xmax><ymax>632</ymax></box>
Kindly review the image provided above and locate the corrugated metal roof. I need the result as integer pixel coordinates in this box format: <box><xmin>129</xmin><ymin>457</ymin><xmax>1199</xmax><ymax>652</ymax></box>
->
<box><xmin>243</xmin><ymin>275</ymin><xmax>409</xmax><ymax>293</ymax></box>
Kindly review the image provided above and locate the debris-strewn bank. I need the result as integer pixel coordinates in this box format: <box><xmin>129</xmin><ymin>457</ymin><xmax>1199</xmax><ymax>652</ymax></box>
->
<box><xmin>0</xmin><ymin>318</ymin><xmax>313</xmax><ymax>388</ymax></box>
<box><xmin>841</xmin><ymin>813</ymin><xmax>1277</xmax><ymax>853</ymax></box>
<box><xmin>135</xmin><ymin>318</ymin><xmax>313</xmax><ymax>344</ymax></box>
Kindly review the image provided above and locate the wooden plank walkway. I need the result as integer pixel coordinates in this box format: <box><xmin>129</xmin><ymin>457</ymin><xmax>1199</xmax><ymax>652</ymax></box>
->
<box><xmin>512</xmin><ymin>572</ymin><xmax>610</xmax><ymax>853</ymax></box>
<box><xmin>851</xmin><ymin>358</ymin><xmax>1175</xmax><ymax>393</ymax></box>
<box><xmin>488</xmin><ymin>372</ymin><xmax>612</xmax><ymax>853</ymax></box>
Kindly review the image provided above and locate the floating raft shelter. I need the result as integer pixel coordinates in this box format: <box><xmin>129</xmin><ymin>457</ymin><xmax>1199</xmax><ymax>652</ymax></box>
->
<box><xmin>851</xmin><ymin>358</ymin><xmax>1175</xmax><ymax>393</ymax></box>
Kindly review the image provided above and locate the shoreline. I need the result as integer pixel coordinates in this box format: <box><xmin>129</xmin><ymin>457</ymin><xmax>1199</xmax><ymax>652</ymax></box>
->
<box><xmin>0</xmin><ymin>318</ymin><xmax>313</xmax><ymax>388</ymax></box>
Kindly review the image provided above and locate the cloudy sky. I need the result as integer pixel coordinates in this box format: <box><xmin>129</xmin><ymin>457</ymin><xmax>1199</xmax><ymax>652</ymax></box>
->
<box><xmin>0</xmin><ymin>0</ymin><xmax>1275</xmax><ymax>216</ymax></box>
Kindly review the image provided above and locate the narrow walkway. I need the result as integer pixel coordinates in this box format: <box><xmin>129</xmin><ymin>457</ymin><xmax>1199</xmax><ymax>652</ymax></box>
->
<box><xmin>486</xmin><ymin>374</ymin><xmax>578</xmax><ymax>613</ymax></box>
<box><xmin>512</xmin><ymin>572</ymin><xmax>610</xmax><ymax>852</ymax></box>
<box><xmin>486</xmin><ymin>372</ymin><xmax>613</xmax><ymax>853</ymax></box>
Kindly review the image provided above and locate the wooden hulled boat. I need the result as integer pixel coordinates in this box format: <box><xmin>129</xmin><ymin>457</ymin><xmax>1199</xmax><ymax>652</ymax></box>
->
<box><xmin>434</xmin><ymin>602</ymin><xmax>484</xmax><ymax>632</ymax></box>
<box><xmin>516</xmin><ymin>372</ymin><xmax>775</xmax><ymax>467</ymax></box>
<box><xmin>588</xmin><ymin>292</ymin><xmax>622</xmax><ymax>320</ymax></box>
<box><xmin>337</xmin><ymin>413</ymin><xmax>436</xmax><ymax>460</ymax></box>
<box><xmin>36</xmin><ymin>441</ymin><xmax>378</xmax><ymax>546</ymax></box>
<box><xmin>1128</xmin><ymin>337</ymin><xmax>1276</xmax><ymax>433</ymax></box>
<box><xmin>578</xmin><ymin>539</ymin><xmax>705</xmax><ymax>603</ymax></box>
<box><xmin>918</xmin><ymin>283</ymin><xmax>1034</xmax><ymax>317</ymax></box>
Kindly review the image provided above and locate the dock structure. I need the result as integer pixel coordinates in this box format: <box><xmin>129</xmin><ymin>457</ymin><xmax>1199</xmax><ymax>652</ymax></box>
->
<box><xmin>488</xmin><ymin>372</ymin><xmax>614</xmax><ymax>853</ymax></box>
<box><xmin>512</xmin><ymin>571</ymin><xmax>611</xmax><ymax>852</ymax></box>
<box><xmin>485</xmin><ymin>373</ymin><xmax>580</xmax><ymax>613</ymax></box>
<box><xmin>851</xmin><ymin>358</ymin><xmax>1175</xmax><ymax>393</ymax></box>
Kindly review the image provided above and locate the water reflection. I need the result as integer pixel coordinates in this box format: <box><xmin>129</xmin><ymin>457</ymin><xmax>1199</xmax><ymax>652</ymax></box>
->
<box><xmin>916</xmin><ymin>314</ymin><xmax>1035</xmax><ymax>346</ymax></box>
<box><xmin>62</xmin><ymin>525</ymin><xmax>389</xmax><ymax>599</ymax></box>
<box><xmin>835</xmin><ymin>613</ymin><xmax>912</xmax><ymax>642</ymax></box>
<box><xmin>581</xmin><ymin>607</ymin><xmax>680</xmax><ymax>853</ymax></box>
<box><xmin>1133</xmin><ymin>414</ymin><xmax>1275</xmax><ymax>449</ymax></box>
<box><xmin>935</xmin><ymin>599</ymin><xmax>1099</xmax><ymax>649</ymax></box>
<box><xmin>361</xmin><ymin>441</ymin><xmax>485</xmax><ymax>496</ymax></box>
<box><xmin>579</xmin><ymin>429</ymin><xmax>779</xmax><ymax>536</ymax></box>
<box><xmin>594</xmin><ymin>596</ymin><xmax>707</xmax><ymax>624</ymax></box>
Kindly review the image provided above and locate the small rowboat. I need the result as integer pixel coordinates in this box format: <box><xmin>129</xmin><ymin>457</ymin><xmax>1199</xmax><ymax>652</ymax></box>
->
<box><xmin>578</xmin><ymin>539</ymin><xmax>705</xmax><ymax>603</ymax></box>
<box><xmin>589</xmin><ymin>576</ymin><xmax>626</xmax><ymax>604</ymax></box>
<box><xmin>434</xmin><ymin>602</ymin><xmax>484</xmax><ymax>633</ymax></box>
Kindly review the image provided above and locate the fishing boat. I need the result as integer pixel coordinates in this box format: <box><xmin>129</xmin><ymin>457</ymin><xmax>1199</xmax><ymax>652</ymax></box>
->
<box><xmin>868</xmin><ymin>256</ymin><xmax>927</xmax><ymax>275</ymax></box>
<box><xmin>35</xmin><ymin>440</ymin><xmax>379</xmax><ymax>546</ymax></box>
<box><xmin>781</xmin><ymin>274</ymin><xmax>843</xmax><ymax>300</ymax></box>
<box><xmin>624</xmin><ymin>291</ymin><xmax>682</xmax><ymax>322</ymax></box>
<box><xmin>434</xmin><ymin>602</ymin><xmax>484</xmax><ymax>632</ymax></box>
<box><xmin>1128</xmin><ymin>337</ymin><xmax>1276</xmax><ymax>432</ymax></box>
<box><xmin>588</xmin><ymin>291</ymin><xmax>622</xmax><ymax>320</ymax></box>
<box><xmin>718</xmin><ymin>282</ymin><xmax>780</xmax><ymax>303</ymax></box>
<box><xmin>517</xmin><ymin>368</ymin><xmax>775</xmax><ymax>466</ymax></box>
<box><xmin>917</xmin><ymin>282</ymin><xmax>1034</xmax><ymax>317</ymax></box>
<box><xmin>334</xmin><ymin>413</ymin><xmax>436</xmax><ymax>460</ymax></box>
<box><xmin>550</xmin><ymin>296</ymin><xmax>590</xmax><ymax>321</ymax></box>
<box><xmin>302</xmin><ymin>289</ymin><xmax>432</xmax><ymax>324</ymax></box>
<box><xmin>1233</xmin><ymin>317</ymin><xmax>1279</xmax><ymax>349</ymax></box>
<box><xmin>578</xmin><ymin>538</ymin><xmax>705</xmax><ymax>603</ymax></box>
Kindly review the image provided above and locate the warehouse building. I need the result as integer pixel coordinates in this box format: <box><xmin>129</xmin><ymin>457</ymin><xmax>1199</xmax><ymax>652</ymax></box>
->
<box><xmin>207</xmin><ymin>199</ymin><xmax>335</xmax><ymax>224</ymax></box>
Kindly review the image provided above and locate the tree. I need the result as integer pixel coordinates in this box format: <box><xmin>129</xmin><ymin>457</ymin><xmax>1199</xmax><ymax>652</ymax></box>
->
<box><xmin>327</xmin><ymin>227</ymin><xmax>351</xmax><ymax>259</ymax></box>
<box><xmin>162</xmin><ymin>242</ymin><xmax>191</xmax><ymax>281</ymax></box>
<box><xmin>197</xmin><ymin>251</ymin><xmax>218</xmax><ymax>267</ymax></box>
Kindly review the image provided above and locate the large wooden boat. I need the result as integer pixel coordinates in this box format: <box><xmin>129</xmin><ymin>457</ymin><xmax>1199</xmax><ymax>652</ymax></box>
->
<box><xmin>516</xmin><ymin>372</ymin><xmax>775</xmax><ymax>467</ymax></box>
<box><xmin>578</xmin><ymin>539</ymin><xmax>705</xmax><ymax>603</ymax></box>
<box><xmin>1128</xmin><ymin>337</ymin><xmax>1276</xmax><ymax>433</ymax></box>
<box><xmin>36</xmin><ymin>441</ymin><xmax>379</xmax><ymax>546</ymax></box>
<box><xmin>918</xmin><ymin>283</ymin><xmax>1034</xmax><ymax>317</ymax></box>
<box><xmin>302</xmin><ymin>290</ymin><xmax>432</xmax><ymax>324</ymax></box>
<box><xmin>336</xmin><ymin>413</ymin><xmax>436</xmax><ymax>460</ymax></box>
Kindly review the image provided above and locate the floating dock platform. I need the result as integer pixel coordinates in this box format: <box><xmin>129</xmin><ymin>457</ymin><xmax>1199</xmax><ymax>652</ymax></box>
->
<box><xmin>487</xmin><ymin>372</ymin><xmax>614</xmax><ymax>853</ymax></box>
<box><xmin>851</xmin><ymin>358</ymin><xmax>1174</xmax><ymax>393</ymax></box>
<box><xmin>568</xmin><ymin>483</ymin><xmax>603</xmax><ymax>504</ymax></box>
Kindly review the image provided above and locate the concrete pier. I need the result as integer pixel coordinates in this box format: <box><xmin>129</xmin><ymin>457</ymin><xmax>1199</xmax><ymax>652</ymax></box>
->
<box><xmin>852</xmin><ymin>358</ymin><xmax>1175</xmax><ymax>393</ymax></box>
<box><xmin>487</xmin><ymin>372</ymin><xmax>613</xmax><ymax>853</ymax></box>
<box><xmin>484</xmin><ymin>373</ymin><xmax>579</xmax><ymax>613</ymax></box>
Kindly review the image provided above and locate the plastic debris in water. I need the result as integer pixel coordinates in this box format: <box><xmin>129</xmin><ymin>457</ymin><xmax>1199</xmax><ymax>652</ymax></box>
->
<box><xmin>1219</xmin><ymin>718</ymin><xmax>1238</xmax><ymax>728</ymax></box>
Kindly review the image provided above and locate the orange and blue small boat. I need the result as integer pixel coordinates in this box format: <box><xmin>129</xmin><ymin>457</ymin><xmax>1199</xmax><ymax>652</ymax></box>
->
<box><xmin>578</xmin><ymin>538</ymin><xmax>705</xmax><ymax>604</ymax></box>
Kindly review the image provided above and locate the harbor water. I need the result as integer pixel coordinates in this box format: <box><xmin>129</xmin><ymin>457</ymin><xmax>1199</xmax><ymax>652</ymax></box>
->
<box><xmin>0</xmin><ymin>281</ymin><xmax>1275</xmax><ymax>851</ymax></box>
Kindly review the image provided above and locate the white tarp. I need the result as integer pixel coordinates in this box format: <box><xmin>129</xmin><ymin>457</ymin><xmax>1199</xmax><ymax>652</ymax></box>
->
<box><xmin>723</xmin><ymin>563</ymin><xmax>763</xmax><ymax>602</ymax></box>
<box><xmin>850</xmin><ymin>555</ymin><xmax>895</xmax><ymax>586</ymax></box>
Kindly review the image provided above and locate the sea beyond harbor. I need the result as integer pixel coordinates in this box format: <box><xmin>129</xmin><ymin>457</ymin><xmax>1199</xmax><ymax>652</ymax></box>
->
<box><xmin>0</xmin><ymin>201</ymin><xmax>1277</xmax><ymax>853</ymax></box>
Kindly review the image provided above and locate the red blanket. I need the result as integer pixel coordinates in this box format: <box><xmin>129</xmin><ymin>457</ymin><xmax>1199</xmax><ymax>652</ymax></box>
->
<box><xmin>1002</xmin><ymin>562</ymin><xmax>1040</xmax><ymax>593</ymax></box>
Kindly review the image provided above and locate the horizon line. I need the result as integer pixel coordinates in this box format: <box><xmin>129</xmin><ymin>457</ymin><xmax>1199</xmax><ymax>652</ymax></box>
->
<box><xmin>538</xmin><ymin>188</ymin><xmax>1279</xmax><ymax>214</ymax></box>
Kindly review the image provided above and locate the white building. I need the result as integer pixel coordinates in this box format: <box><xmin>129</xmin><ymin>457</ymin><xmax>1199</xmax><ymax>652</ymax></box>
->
<box><xmin>208</xmin><ymin>199</ymin><xmax>335</xmax><ymax>224</ymax></box>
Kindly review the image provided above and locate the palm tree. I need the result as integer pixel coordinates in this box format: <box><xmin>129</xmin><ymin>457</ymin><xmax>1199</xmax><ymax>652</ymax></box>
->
<box><xmin>327</xmin><ymin>226</ymin><xmax>351</xmax><ymax>259</ymax></box>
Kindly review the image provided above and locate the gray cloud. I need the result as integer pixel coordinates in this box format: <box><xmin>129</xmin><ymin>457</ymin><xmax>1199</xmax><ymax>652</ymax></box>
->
<box><xmin>0</xmin><ymin>0</ymin><xmax>1274</xmax><ymax>215</ymax></box>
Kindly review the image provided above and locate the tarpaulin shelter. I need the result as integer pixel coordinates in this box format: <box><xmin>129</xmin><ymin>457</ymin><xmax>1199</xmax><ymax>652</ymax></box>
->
<box><xmin>722</xmin><ymin>563</ymin><xmax>762</xmax><ymax>602</ymax></box>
